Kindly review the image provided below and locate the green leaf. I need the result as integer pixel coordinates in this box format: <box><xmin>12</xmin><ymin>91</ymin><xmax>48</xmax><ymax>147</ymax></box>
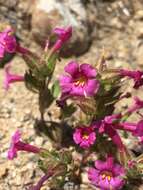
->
<box><xmin>51</xmin><ymin>80</ymin><xmax>61</xmax><ymax>98</ymax></box>
<box><xmin>39</xmin><ymin>88</ymin><xmax>54</xmax><ymax>111</ymax></box>
<box><xmin>24</xmin><ymin>71</ymin><xmax>43</xmax><ymax>92</ymax></box>
<box><xmin>22</xmin><ymin>52</ymin><xmax>40</xmax><ymax>71</ymax></box>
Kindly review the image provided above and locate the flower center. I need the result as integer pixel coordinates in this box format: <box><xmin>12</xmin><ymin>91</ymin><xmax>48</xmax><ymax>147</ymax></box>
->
<box><xmin>82</xmin><ymin>132</ymin><xmax>89</xmax><ymax>140</ymax></box>
<box><xmin>101</xmin><ymin>171</ymin><xmax>113</xmax><ymax>182</ymax></box>
<box><xmin>74</xmin><ymin>76</ymin><xmax>87</xmax><ymax>87</ymax></box>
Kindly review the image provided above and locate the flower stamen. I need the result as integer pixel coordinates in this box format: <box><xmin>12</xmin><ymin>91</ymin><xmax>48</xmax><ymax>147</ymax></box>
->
<box><xmin>101</xmin><ymin>171</ymin><xmax>112</xmax><ymax>182</ymax></box>
<box><xmin>74</xmin><ymin>76</ymin><xmax>87</xmax><ymax>87</ymax></box>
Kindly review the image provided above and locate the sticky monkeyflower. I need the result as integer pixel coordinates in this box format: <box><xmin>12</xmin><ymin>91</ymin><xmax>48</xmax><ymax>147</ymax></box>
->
<box><xmin>4</xmin><ymin>63</ymin><xmax>24</xmax><ymax>90</ymax></box>
<box><xmin>59</xmin><ymin>61</ymin><xmax>99</xmax><ymax>97</ymax></box>
<box><xmin>52</xmin><ymin>26</ymin><xmax>72</xmax><ymax>52</ymax></box>
<box><xmin>119</xmin><ymin>69</ymin><xmax>143</xmax><ymax>89</ymax></box>
<box><xmin>73</xmin><ymin>126</ymin><xmax>96</xmax><ymax>148</ymax></box>
<box><xmin>7</xmin><ymin>130</ymin><xmax>40</xmax><ymax>160</ymax></box>
<box><xmin>0</xmin><ymin>28</ymin><xmax>17</xmax><ymax>58</ymax></box>
<box><xmin>88</xmin><ymin>156</ymin><xmax>125</xmax><ymax>190</ymax></box>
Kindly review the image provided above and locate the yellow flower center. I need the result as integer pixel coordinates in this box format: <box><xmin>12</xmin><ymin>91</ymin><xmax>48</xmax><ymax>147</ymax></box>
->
<box><xmin>82</xmin><ymin>134</ymin><xmax>89</xmax><ymax>140</ymax></box>
<box><xmin>74</xmin><ymin>76</ymin><xmax>87</xmax><ymax>87</ymax></box>
<box><xmin>101</xmin><ymin>171</ymin><xmax>113</xmax><ymax>182</ymax></box>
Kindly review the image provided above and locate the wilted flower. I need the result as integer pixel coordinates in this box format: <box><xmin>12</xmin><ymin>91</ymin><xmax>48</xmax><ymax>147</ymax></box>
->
<box><xmin>0</xmin><ymin>28</ymin><xmax>17</xmax><ymax>58</ymax></box>
<box><xmin>59</xmin><ymin>61</ymin><xmax>99</xmax><ymax>97</ymax></box>
<box><xmin>53</xmin><ymin>26</ymin><xmax>72</xmax><ymax>52</ymax></box>
<box><xmin>127</xmin><ymin>96</ymin><xmax>143</xmax><ymax>114</ymax></box>
<box><xmin>4</xmin><ymin>63</ymin><xmax>24</xmax><ymax>90</ymax></box>
<box><xmin>7</xmin><ymin>130</ymin><xmax>40</xmax><ymax>160</ymax></box>
<box><xmin>88</xmin><ymin>156</ymin><xmax>125</xmax><ymax>190</ymax></box>
<box><xmin>119</xmin><ymin>69</ymin><xmax>143</xmax><ymax>89</ymax></box>
<box><xmin>127</xmin><ymin>160</ymin><xmax>137</xmax><ymax>169</ymax></box>
<box><xmin>73</xmin><ymin>126</ymin><xmax>96</xmax><ymax>148</ymax></box>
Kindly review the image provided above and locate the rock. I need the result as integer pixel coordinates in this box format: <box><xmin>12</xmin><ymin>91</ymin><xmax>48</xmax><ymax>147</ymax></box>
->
<box><xmin>35</xmin><ymin>136</ymin><xmax>44</xmax><ymax>146</ymax></box>
<box><xmin>0</xmin><ymin>163</ymin><xmax>8</xmax><ymax>178</ymax></box>
<box><xmin>31</xmin><ymin>0</ymin><xmax>93</xmax><ymax>56</ymax></box>
<box><xmin>0</xmin><ymin>0</ymin><xmax>18</xmax><ymax>9</ymax></box>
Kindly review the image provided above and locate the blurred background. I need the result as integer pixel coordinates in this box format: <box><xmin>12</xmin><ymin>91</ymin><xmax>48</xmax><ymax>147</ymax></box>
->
<box><xmin>0</xmin><ymin>0</ymin><xmax>143</xmax><ymax>189</ymax></box>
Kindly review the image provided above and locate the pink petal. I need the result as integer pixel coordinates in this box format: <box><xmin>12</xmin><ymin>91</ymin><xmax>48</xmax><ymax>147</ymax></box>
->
<box><xmin>80</xmin><ymin>64</ymin><xmax>97</xmax><ymax>78</ymax></box>
<box><xmin>59</xmin><ymin>75</ymin><xmax>72</xmax><ymax>93</ymax></box>
<box><xmin>98</xmin><ymin>176</ymin><xmax>110</xmax><ymax>190</ymax></box>
<box><xmin>12</xmin><ymin>130</ymin><xmax>21</xmax><ymax>143</ymax></box>
<box><xmin>0</xmin><ymin>45</ymin><xmax>4</xmax><ymax>58</ymax></box>
<box><xmin>88</xmin><ymin>168</ymin><xmax>100</xmax><ymax>184</ymax></box>
<box><xmin>71</xmin><ymin>85</ymin><xmax>85</xmax><ymax>96</ymax></box>
<box><xmin>113</xmin><ymin>164</ymin><xmax>125</xmax><ymax>176</ymax></box>
<box><xmin>64</xmin><ymin>61</ymin><xmax>79</xmax><ymax>76</ymax></box>
<box><xmin>84</xmin><ymin>79</ymin><xmax>100</xmax><ymax>96</ymax></box>
<box><xmin>88</xmin><ymin>132</ymin><xmax>96</xmax><ymax>144</ymax></box>
<box><xmin>110</xmin><ymin>177</ymin><xmax>125</xmax><ymax>189</ymax></box>
<box><xmin>73</xmin><ymin>130</ymin><xmax>82</xmax><ymax>144</ymax></box>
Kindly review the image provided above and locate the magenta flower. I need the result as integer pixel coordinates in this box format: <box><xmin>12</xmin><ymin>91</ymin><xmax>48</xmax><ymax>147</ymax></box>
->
<box><xmin>73</xmin><ymin>126</ymin><xmax>96</xmax><ymax>148</ymax></box>
<box><xmin>88</xmin><ymin>156</ymin><xmax>125</xmax><ymax>190</ymax></box>
<box><xmin>93</xmin><ymin>115</ymin><xmax>125</xmax><ymax>151</ymax></box>
<box><xmin>119</xmin><ymin>69</ymin><xmax>143</xmax><ymax>89</ymax></box>
<box><xmin>0</xmin><ymin>28</ymin><xmax>17</xmax><ymax>58</ymax></box>
<box><xmin>4</xmin><ymin>63</ymin><xmax>24</xmax><ymax>90</ymax></box>
<box><xmin>127</xmin><ymin>96</ymin><xmax>143</xmax><ymax>114</ymax></box>
<box><xmin>53</xmin><ymin>26</ymin><xmax>72</xmax><ymax>52</ymax></box>
<box><xmin>119</xmin><ymin>120</ymin><xmax>143</xmax><ymax>137</ymax></box>
<box><xmin>104</xmin><ymin>114</ymin><xmax>122</xmax><ymax>124</ymax></box>
<box><xmin>59</xmin><ymin>61</ymin><xmax>99</xmax><ymax>97</ymax></box>
<box><xmin>7</xmin><ymin>130</ymin><xmax>40</xmax><ymax>160</ymax></box>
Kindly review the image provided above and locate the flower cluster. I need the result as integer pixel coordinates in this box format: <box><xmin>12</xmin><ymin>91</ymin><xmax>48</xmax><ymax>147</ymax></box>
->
<box><xmin>1</xmin><ymin>26</ymin><xmax>143</xmax><ymax>190</ymax></box>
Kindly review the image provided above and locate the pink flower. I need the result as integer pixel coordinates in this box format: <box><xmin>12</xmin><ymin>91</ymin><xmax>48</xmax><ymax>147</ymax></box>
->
<box><xmin>119</xmin><ymin>120</ymin><xmax>143</xmax><ymax>138</ymax></box>
<box><xmin>88</xmin><ymin>156</ymin><xmax>125</xmax><ymax>190</ymax></box>
<box><xmin>59</xmin><ymin>61</ymin><xmax>99</xmax><ymax>97</ymax></box>
<box><xmin>0</xmin><ymin>28</ymin><xmax>17</xmax><ymax>58</ymax></box>
<box><xmin>73</xmin><ymin>126</ymin><xmax>96</xmax><ymax>148</ymax></box>
<box><xmin>104</xmin><ymin>114</ymin><xmax>122</xmax><ymax>124</ymax></box>
<box><xmin>92</xmin><ymin>115</ymin><xmax>125</xmax><ymax>151</ymax></box>
<box><xmin>7</xmin><ymin>130</ymin><xmax>40</xmax><ymax>160</ymax></box>
<box><xmin>53</xmin><ymin>26</ymin><xmax>72</xmax><ymax>52</ymax></box>
<box><xmin>127</xmin><ymin>96</ymin><xmax>143</xmax><ymax>114</ymax></box>
<box><xmin>119</xmin><ymin>69</ymin><xmax>143</xmax><ymax>89</ymax></box>
<box><xmin>4</xmin><ymin>63</ymin><xmax>24</xmax><ymax>90</ymax></box>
